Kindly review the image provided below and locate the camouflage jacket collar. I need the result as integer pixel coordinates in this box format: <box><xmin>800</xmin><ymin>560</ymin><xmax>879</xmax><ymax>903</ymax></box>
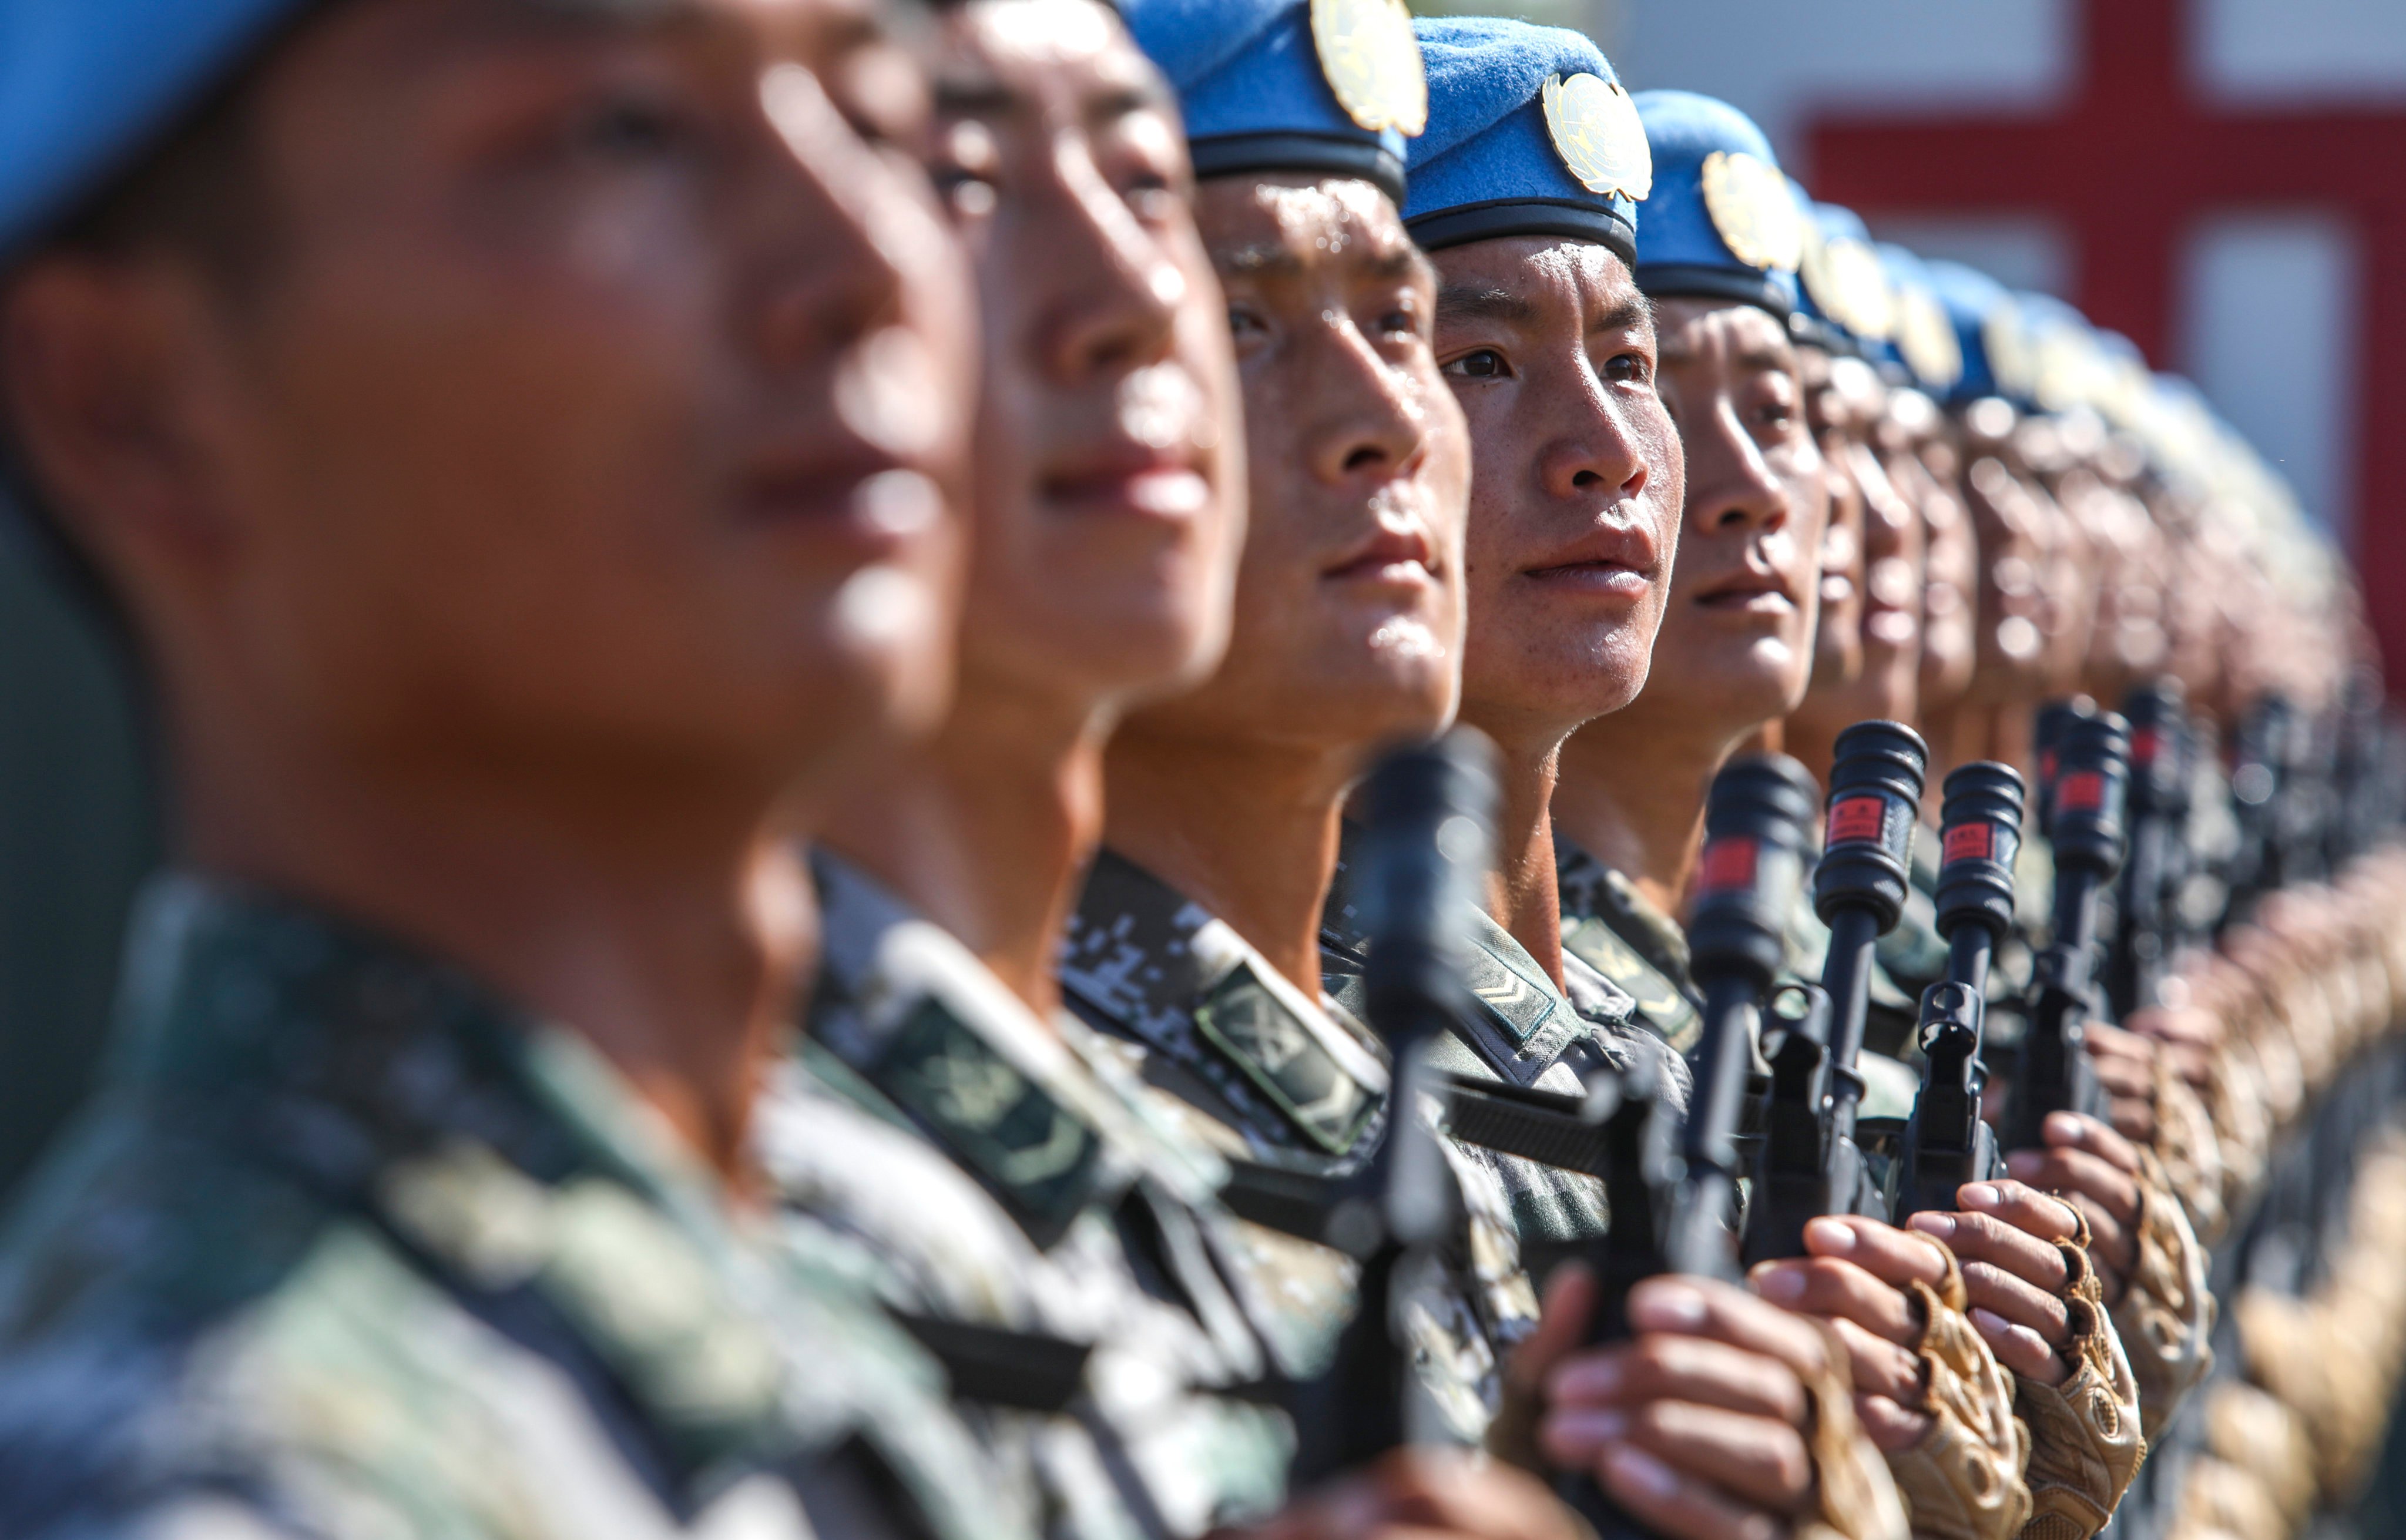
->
<box><xmin>805</xmin><ymin>851</ymin><xmax>1223</xmax><ymax>1248</ymax></box>
<box><xmin>1323</xmin><ymin>823</ymin><xmax>1635</xmax><ymax>1090</ymax></box>
<box><xmin>108</xmin><ymin>874</ymin><xmax>995</xmax><ymax>1531</ymax></box>
<box><xmin>1059</xmin><ymin>848</ymin><xmax>1390</xmax><ymax>1166</ymax></box>
<box><xmin>1554</xmin><ymin>837</ymin><xmax>1707</xmax><ymax>1055</ymax></box>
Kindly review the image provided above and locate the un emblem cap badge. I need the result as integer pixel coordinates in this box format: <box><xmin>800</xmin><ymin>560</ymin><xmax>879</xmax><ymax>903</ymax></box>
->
<box><xmin>1802</xmin><ymin>234</ymin><xmax>1895</xmax><ymax>341</ymax></box>
<box><xmin>1542</xmin><ymin>73</ymin><xmax>1651</xmax><ymax>201</ymax></box>
<box><xmin>1311</xmin><ymin>0</ymin><xmax>1427</xmax><ymax>136</ymax></box>
<box><xmin>1895</xmin><ymin>286</ymin><xmax>1965</xmax><ymax>392</ymax></box>
<box><xmin>1700</xmin><ymin>150</ymin><xmax>1803</xmax><ymax>273</ymax></box>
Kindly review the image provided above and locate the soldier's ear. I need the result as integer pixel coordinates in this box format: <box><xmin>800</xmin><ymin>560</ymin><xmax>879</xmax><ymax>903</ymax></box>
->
<box><xmin>1</xmin><ymin>253</ymin><xmax>249</xmax><ymax>587</ymax></box>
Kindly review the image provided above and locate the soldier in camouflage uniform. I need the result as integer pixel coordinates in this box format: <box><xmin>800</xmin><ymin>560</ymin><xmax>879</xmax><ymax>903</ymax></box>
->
<box><xmin>0</xmin><ymin>1</ymin><xmax>1016</xmax><ymax>1535</ymax></box>
<box><xmin>761</xmin><ymin>6</ymin><xmax>1598</xmax><ymax>1539</ymax></box>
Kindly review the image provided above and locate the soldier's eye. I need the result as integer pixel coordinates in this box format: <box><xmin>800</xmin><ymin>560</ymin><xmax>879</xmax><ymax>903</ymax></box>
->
<box><xmin>1602</xmin><ymin>351</ymin><xmax>1649</xmax><ymax>385</ymax></box>
<box><xmin>1444</xmin><ymin>348</ymin><xmax>1508</xmax><ymax>380</ymax></box>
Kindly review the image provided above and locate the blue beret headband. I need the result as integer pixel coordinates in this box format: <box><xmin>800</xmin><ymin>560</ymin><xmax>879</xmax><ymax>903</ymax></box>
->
<box><xmin>1630</xmin><ymin>90</ymin><xmax>1798</xmax><ymax>319</ymax></box>
<box><xmin>0</xmin><ymin>0</ymin><xmax>317</xmax><ymax>265</ymax></box>
<box><xmin>1125</xmin><ymin>0</ymin><xmax>1425</xmax><ymax>206</ymax></box>
<box><xmin>1402</xmin><ymin>18</ymin><xmax>1647</xmax><ymax>267</ymax></box>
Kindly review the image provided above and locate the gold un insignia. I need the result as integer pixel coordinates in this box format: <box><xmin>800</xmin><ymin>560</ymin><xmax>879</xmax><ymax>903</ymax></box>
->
<box><xmin>1542</xmin><ymin>72</ymin><xmax>1651</xmax><ymax>202</ymax></box>
<box><xmin>1311</xmin><ymin>0</ymin><xmax>1427</xmax><ymax>136</ymax></box>
<box><xmin>1700</xmin><ymin>150</ymin><xmax>1803</xmax><ymax>274</ymax></box>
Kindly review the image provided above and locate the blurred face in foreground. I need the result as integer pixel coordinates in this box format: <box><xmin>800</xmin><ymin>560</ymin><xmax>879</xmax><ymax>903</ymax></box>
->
<box><xmin>4</xmin><ymin>0</ymin><xmax>977</xmax><ymax>804</ymax></box>
<box><xmin>1124</xmin><ymin>172</ymin><xmax>1467</xmax><ymax>754</ymax></box>
<box><xmin>1429</xmin><ymin>237</ymin><xmax>1680</xmax><ymax>750</ymax></box>
<box><xmin>927</xmin><ymin>0</ymin><xmax>1244</xmax><ymax>713</ymax></box>
<box><xmin>1625</xmin><ymin>295</ymin><xmax>1827</xmax><ymax>737</ymax></box>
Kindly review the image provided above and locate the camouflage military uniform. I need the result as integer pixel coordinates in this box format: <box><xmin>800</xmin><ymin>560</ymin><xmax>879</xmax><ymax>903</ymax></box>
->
<box><xmin>1320</xmin><ymin>828</ymin><xmax>1680</xmax><ymax>1271</ymax></box>
<box><xmin>757</xmin><ymin>852</ymin><xmax>1298</xmax><ymax>1540</ymax></box>
<box><xmin>1059</xmin><ymin>846</ymin><xmax>1566</xmax><ymax>1458</ymax></box>
<box><xmin>0</xmin><ymin>876</ymin><xmax>1012</xmax><ymax>1540</ymax></box>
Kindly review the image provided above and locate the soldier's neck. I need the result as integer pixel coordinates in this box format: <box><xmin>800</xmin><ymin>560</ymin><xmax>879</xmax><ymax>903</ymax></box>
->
<box><xmin>824</xmin><ymin>675</ymin><xmax>1109</xmax><ymax>1022</ymax></box>
<box><xmin>1102</xmin><ymin>732</ymin><xmax>1357</xmax><ymax>1002</ymax></box>
<box><xmin>175</xmin><ymin>694</ymin><xmax>813</xmax><ymax>1195</ymax></box>
<box><xmin>1554</xmin><ymin>702</ymin><xmax>1761</xmax><ymax>923</ymax></box>
<box><xmin>1450</xmin><ymin>712</ymin><xmax>1572</xmax><ymax>989</ymax></box>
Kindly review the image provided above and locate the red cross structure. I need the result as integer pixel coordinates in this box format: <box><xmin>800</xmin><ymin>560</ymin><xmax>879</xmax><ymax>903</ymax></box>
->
<box><xmin>1804</xmin><ymin>0</ymin><xmax>2406</xmax><ymax>688</ymax></box>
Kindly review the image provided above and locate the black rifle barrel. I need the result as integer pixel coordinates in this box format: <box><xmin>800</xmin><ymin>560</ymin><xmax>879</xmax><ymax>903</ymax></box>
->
<box><xmin>1894</xmin><ymin>761</ymin><xmax>2026</xmax><ymax>1221</ymax></box>
<box><xmin>1812</xmin><ymin>721</ymin><xmax>1930</xmax><ymax>1143</ymax></box>
<box><xmin>1320</xmin><ymin>730</ymin><xmax>1496</xmax><ymax>1464</ymax></box>
<box><xmin>2006</xmin><ymin>711</ymin><xmax>2130</xmax><ymax>1153</ymax></box>
<box><xmin>1561</xmin><ymin>753</ymin><xmax>1817</xmax><ymax>1535</ymax></box>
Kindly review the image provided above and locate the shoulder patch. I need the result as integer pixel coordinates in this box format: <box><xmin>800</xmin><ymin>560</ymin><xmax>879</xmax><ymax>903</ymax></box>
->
<box><xmin>1194</xmin><ymin>961</ymin><xmax>1380</xmax><ymax>1157</ymax></box>
<box><xmin>871</xmin><ymin>999</ymin><xmax>1108</xmax><ymax>1249</ymax></box>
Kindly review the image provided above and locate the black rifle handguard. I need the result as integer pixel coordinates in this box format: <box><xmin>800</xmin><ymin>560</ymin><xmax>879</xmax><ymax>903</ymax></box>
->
<box><xmin>1740</xmin><ymin>723</ymin><xmax>1926</xmax><ymax>1264</ymax></box>
<box><xmin>1894</xmin><ymin>761</ymin><xmax>2025</xmax><ymax>1221</ymax></box>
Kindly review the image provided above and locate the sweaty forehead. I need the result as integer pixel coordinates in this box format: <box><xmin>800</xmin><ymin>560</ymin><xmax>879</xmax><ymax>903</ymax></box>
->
<box><xmin>1431</xmin><ymin>236</ymin><xmax>1646</xmax><ymax>330</ymax></box>
<box><xmin>942</xmin><ymin>0</ymin><xmax>1147</xmax><ymax>92</ymax></box>
<box><xmin>1655</xmin><ymin>296</ymin><xmax>1794</xmax><ymax>369</ymax></box>
<box><xmin>1200</xmin><ymin>176</ymin><xmax>1421</xmax><ymax>280</ymax></box>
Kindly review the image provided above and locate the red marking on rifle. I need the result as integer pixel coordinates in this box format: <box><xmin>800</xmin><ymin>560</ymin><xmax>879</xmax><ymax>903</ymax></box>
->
<box><xmin>2058</xmin><ymin>770</ymin><xmax>2106</xmax><ymax>814</ymax></box>
<box><xmin>1945</xmin><ymin>823</ymin><xmax>1996</xmax><ymax>864</ymax></box>
<box><xmin>1827</xmin><ymin>796</ymin><xmax>1887</xmax><ymax>845</ymax></box>
<box><xmin>1698</xmin><ymin>837</ymin><xmax>1759</xmax><ymax>894</ymax></box>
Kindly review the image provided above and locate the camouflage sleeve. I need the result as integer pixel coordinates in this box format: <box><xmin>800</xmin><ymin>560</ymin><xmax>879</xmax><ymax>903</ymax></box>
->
<box><xmin>1792</xmin><ymin>1317</ymin><xmax>1914</xmax><ymax>1540</ymax></box>
<box><xmin>2110</xmin><ymin>1149</ymin><xmax>2214</xmax><ymax>1446</ymax></box>
<box><xmin>1881</xmin><ymin>1249</ymin><xmax>2032</xmax><ymax>1540</ymax></box>
<box><xmin>2011</xmin><ymin>1211</ymin><xmax>2146</xmax><ymax>1540</ymax></box>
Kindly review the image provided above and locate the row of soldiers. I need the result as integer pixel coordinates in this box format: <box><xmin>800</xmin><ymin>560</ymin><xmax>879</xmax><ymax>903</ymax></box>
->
<box><xmin>0</xmin><ymin>1</ymin><xmax>2397</xmax><ymax>1538</ymax></box>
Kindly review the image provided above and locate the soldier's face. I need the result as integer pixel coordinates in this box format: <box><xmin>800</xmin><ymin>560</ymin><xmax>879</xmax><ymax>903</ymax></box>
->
<box><xmin>925</xmin><ymin>0</ymin><xmax>1244</xmax><ymax>710</ymax></box>
<box><xmin>11</xmin><ymin>0</ymin><xmax>975</xmax><ymax>798</ymax></box>
<box><xmin>1917</xmin><ymin>426</ymin><xmax>1979</xmax><ymax>713</ymax></box>
<box><xmin>1635</xmin><ymin>296</ymin><xmax>1826</xmax><ymax>734</ymax></box>
<box><xmin>1128</xmin><ymin>175</ymin><xmax>1465</xmax><ymax>752</ymax></box>
<box><xmin>1431</xmin><ymin>237</ymin><xmax>1679</xmax><ymax>746</ymax></box>
<box><xmin>1800</xmin><ymin>343</ymin><xmax>1864</xmax><ymax>690</ymax></box>
<box><xmin>1955</xmin><ymin>403</ymin><xmax>2053</xmax><ymax>703</ymax></box>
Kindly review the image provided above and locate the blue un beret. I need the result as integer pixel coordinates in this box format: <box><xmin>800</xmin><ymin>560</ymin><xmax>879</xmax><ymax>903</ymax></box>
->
<box><xmin>1921</xmin><ymin>259</ymin><xmax>2015</xmax><ymax>405</ymax></box>
<box><xmin>0</xmin><ymin>0</ymin><xmax>315</xmax><ymax>266</ymax></box>
<box><xmin>1630</xmin><ymin>90</ymin><xmax>1798</xmax><ymax>318</ymax></box>
<box><xmin>1123</xmin><ymin>0</ymin><xmax>1417</xmax><ymax>207</ymax></box>
<box><xmin>1401</xmin><ymin>17</ymin><xmax>1645</xmax><ymax>266</ymax></box>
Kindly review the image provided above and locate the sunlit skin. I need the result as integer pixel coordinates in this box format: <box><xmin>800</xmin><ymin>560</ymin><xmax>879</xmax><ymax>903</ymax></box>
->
<box><xmin>821</xmin><ymin>0</ymin><xmax>1245</xmax><ymax>1014</ymax></box>
<box><xmin>1555</xmin><ymin>295</ymin><xmax>1824</xmax><ymax>920</ymax></box>
<box><xmin>1914</xmin><ymin>417</ymin><xmax>1981</xmax><ymax>795</ymax></box>
<box><xmin>1949</xmin><ymin>398</ymin><xmax>2063</xmax><ymax>773</ymax></box>
<box><xmin>2015</xmin><ymin>414</ymin><xmax>2103</xmax><ymax>699</ymax></box>
<box><xmin>1105</xmin><ymin>173</ymin><xmax>1467</xmax><ymax>997</ymax></box>
<box><xmin>1799</xmin><ymin>342</ymin><xmax>1865</xmax><ymax>694</ymax></box>
<box><xmin>0</xmin><ymin>0</ymin><xmax>976</xmax><ymax>1179</ymax></box>
<box><xmin>1429</xmin><ymin>237</ymin><xmax>1679</xmax><ymax>979</ymax></box>
<box><xmin>1783</xmin><ymin>349</ymin><xmax>1882</xmax><ymax>787</ymax></box>
<box><xmin>1861</xmin><ymin>385</ymin><xmax>1934</xmax><ymax>720</ymax></box>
